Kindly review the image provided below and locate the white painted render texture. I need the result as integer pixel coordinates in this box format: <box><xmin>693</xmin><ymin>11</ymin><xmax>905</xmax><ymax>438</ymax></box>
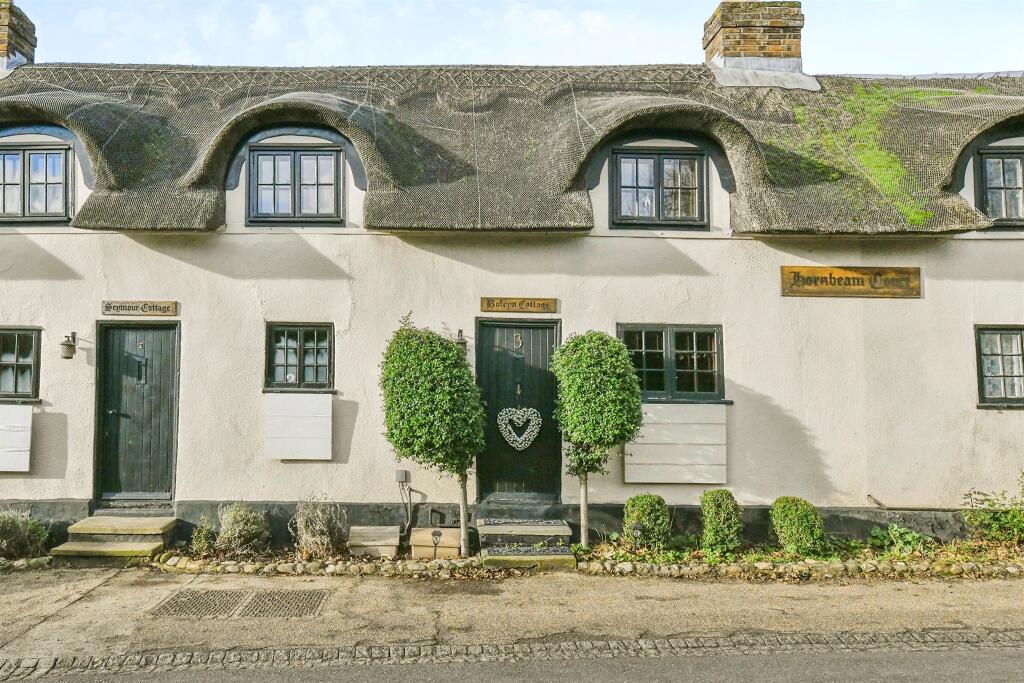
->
<box><xmin>0</xmin><ymin>134</ymin><xmax>1022</xmax><ymax>510</ymax></box>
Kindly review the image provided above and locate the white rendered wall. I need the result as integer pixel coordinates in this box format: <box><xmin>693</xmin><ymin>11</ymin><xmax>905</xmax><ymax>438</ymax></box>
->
<box><xmin>0</xmin><ymin>136</ymin><xmax>1023</xmax><ymax>510</ymax></box>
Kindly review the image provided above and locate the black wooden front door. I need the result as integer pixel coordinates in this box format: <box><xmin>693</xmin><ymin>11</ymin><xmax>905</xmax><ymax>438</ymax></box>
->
<box><xmin>97</xmin><ymin>325</ymin><xmax>179</xmax><ymax>499</ymax></box>
<box><xmin>476</xmin><ymin>320</ymin><xmax>560</xmax><ymax>501</ymax></box>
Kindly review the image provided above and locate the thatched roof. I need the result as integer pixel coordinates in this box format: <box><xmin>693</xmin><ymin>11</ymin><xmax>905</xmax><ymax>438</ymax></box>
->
<box><xmin>1</xmin><ymin>62</ymin><xmax>1021</xmax><ymax>233</ymax></box>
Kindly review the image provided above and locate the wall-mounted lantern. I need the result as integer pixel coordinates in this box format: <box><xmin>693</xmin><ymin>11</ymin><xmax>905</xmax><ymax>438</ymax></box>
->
<box><xmin>59</xmin><ymin>332</ymin><xmax>77</xmax><ymax>360</ymax></box>
<box><xmin>455</xmin><ymin>329</ymin><xmax>468</xmax><ymax>356</ymax></box>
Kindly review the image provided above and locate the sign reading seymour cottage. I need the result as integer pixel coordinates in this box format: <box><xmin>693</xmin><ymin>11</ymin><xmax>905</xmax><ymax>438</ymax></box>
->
<box><xmin>780</xmin><ymin>267</ymin><xmax>921</xmax><ymax>298</ymax></box>
<box><xmin>101</xmin><ymin>301</ymin><xmax>179</xmax><ymax>316</ymax></box>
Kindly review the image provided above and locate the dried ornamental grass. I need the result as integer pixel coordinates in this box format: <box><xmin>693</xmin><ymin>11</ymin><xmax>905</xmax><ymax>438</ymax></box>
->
<box><xmin>289</xmin><ymin>499</ymin><xmax>347</xmax><ymax>561</ymax></box>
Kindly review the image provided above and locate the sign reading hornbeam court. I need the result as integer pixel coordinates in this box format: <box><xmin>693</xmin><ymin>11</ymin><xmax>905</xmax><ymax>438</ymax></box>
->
<box><xmin>781</xmin><ymin>266</ymin><xmax>921</xmax><ymax>298</ymax></box>
<box><xmin>101</xmin><ymin>301</ymin><xmax>179</xmax><ymax>316</ymax></box>
<box><xmin>480</xmin><ymin>297</ymin><xmax>557</xmax><ymax>313</ymax></box>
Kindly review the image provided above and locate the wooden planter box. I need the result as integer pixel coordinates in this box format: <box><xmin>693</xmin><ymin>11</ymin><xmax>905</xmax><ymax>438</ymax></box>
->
<box><xmin>347</xmin><ymin>526</ymin><xmax>401</xmax><ymax>558</ymax></box>
<box><xmin>410</xmin><ymin>527</ymin><xmax>460</xmax><ymax>559</ymax></box>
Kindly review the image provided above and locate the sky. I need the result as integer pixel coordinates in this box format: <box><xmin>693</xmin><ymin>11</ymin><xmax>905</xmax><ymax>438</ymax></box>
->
<box><xmin>16</xmin><ymin>0</ymin><xmax>1024</xmax><ymax>75</ymax></box>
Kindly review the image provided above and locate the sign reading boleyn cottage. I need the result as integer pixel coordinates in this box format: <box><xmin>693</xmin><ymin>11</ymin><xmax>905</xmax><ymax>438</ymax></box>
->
<box><xmin>480</xmin><ymin>297</ymin><xmax>558</xmax><ymax>313</ymax></box>
<box><xmin>780</xmin><ymin>267</ymin><xmax>921</xmax><ymax>299</ymax></box>
<box><xmin>101</xmin><ymin>301</ymin><xmax>179</xmax><ymax>316</ymax></box>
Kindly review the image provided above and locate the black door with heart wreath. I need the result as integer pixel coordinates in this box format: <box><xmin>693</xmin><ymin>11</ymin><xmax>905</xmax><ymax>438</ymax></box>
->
<box><xmin>475</xmin><ymin>319</ymin><xmax>561</xmax><ymax>501</ymax></box>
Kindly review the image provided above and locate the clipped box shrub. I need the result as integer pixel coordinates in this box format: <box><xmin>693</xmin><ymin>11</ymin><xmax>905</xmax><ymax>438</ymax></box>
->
<box><xmin>623</xmin><ymin>494</ymin><xmax>670</xmax><ymax>551</ymax></box>
<box><xmin>0</xmin><ymin>508</ymin><xmax>48</xmax><ymax>559</ymax></box>
<box><xmin>215</xmin><ymin>503</ymin><xmax>271</xmax><ymax>557</ymax></box>
<box><xmin>700</xmin><ymin>489</ymin><xmax>743</xmax><ymax>555</ymax></box>
<box><xmin>770</xmin><ymin>496</ymin><xmax>828</xmax><ymax>555</ymax></box>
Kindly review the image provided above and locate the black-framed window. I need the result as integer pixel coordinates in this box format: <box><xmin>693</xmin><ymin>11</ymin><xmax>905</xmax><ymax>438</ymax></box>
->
<box><xmin>265</xmin><ymin>324</ymin><xmax>334</xmax><ymax>391</ymax></box>
<box><xmin>611</xmin><ymin>148</ymin><xmax>706</xmax><ymax>228</ymax></box>
<box><xmin>0</xmin><ymin>147</ymin><xmax>71</xmax><ymax>222</ymax></box>
<box><xmin>976</xmin><ymin>327</ymin><xmax>1024</xmax><ymax>405</ymax></box>
<box><xmin>248</xmin><ymin>146</ymin><xmax>343</xmax><ymax>224</ymax></box>
<box><xmin>979</xmin><ymin>150</ymin><xmax>1023</xmax><ymax>223</ymax></box>
<box><xmin>619</xmin><ymin>324</ymin><xmax>724</xmax><ymax>401</ymax></box>
<box><xmin>0</xmin><ymin>329</ymin><xmax>40</xmax><ymax>399</ymax></box>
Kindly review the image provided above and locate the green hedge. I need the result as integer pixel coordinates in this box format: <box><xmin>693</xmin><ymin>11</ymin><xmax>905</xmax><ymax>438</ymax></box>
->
<box><xmin>700</xmin><ymin>489</ymin><xmax>743</xmax><ymax>555</ymax></box>
<box><xmin>770</xmin><ymin>496</ymin><xmax>828</xmax><ymax>555</ymax></box>
<box><xmin>623</xmin><ymin>494</ymin><xmax>670</xmax><ymax>551</ymax></box>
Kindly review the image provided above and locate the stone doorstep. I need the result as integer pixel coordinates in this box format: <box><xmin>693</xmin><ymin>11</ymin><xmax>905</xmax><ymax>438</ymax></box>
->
<box><xmin>67</xmin><ymin>516</ymin><xmax>177</xmax><ymax>537</ymax></box>
<box><xmin>50</xmin><ymin>540</ymin><xmax>164</xmax><ymax>558</ymax></box>
<box><xmin>481</xmin><ymin>549</ymin><xmax>577</xmax><ymax>572</ymax></box>
<box><xmin>476</xmin><ymin>519</ymin><xmax>572</xmax><ymax>548</ymax></box>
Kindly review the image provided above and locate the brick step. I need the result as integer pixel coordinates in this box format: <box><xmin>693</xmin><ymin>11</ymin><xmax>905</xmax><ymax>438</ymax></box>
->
<box><xmin>475</xmin><ymin>518</ymin><xmax>572</xmax><ymax>549</ymax></box>
<box><xmin>50</xmin><ymin>540</ymin><xmax>164</xmax><ymax>558</ymax></box>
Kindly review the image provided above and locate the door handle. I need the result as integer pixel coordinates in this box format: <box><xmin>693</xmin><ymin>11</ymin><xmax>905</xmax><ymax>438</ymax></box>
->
<box><xmin>106</xmin><ymin>409</ymin><xmax>116</xmax><ymax>415</ymax></box>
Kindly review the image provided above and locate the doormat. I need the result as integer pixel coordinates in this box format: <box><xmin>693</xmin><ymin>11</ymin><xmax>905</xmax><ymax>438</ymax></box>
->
<box><xmin>150</xmin><ymin>589</ymin><xmax>330</xmax><ymax>619</ymax></box>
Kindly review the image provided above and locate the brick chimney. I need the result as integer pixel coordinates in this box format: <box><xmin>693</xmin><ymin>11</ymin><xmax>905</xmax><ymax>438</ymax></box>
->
<box><xmin>703</xmin><ymin>1</ymin><xmax>804</xmax><ymax>73</ymax></box>
<box><xmin>0</xmin><ymin>1</ymin><xmax>35</xmax><ymax>70</ymax></box>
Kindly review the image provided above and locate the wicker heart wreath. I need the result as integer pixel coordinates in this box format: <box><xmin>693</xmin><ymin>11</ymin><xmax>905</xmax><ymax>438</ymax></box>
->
<box><xmin>497</xmin><ymin>407</ymin><xmax>542</xmax><ymax>451</ymax></box>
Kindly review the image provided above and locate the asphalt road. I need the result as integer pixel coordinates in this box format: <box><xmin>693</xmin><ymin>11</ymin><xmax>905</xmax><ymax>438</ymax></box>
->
<box><xmin>56</xmin><ymin>651</ymin><xmax>1024</xmax><ymax>682</ymax></box>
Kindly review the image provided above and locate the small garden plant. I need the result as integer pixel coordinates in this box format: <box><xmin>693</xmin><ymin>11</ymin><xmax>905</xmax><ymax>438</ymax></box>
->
<box><xmin>770</xmin><ymin>496</ymin><xmax>828</xmax><ymax>556</ymax></box>
<box><xmin>380</xmin><ymin>317</ymin><xmax>485</xmax><ymax>556</ymax></box>
<box><xmin>551</xmin><ymin>331</ymin><xmax>643</xmax><ymax>548</ymax></box>
<box><xmin>189</xmin><ymin>515</ymin><xmax>216</xmax><ymax>557</ymax></box>
<box><xmin>963</xmin><ymin>472</ymin><xmax>1024</xmax><ymax>543</ymax></box>
<box><xmin>623</xmin><ymin>494</ymin><xmax>671</xmax><ymax>551</ymax></box>
<box><xmin>215</xmin><ymin>503</ymin><xmax>271</xmax><ymax>557</ymax></box>
<box><xmin>0</xmin><ymin>508</ymin><xmax>48</xmax><ymax>559</ymax></box>
<box><xmin>700</xmin><ymin>489</ymin><xmax>743</xmax><ymax>559</ymax></box>
<box><xmin>289</xmin><ymin>498</ymin><xmax>347</xmax><ymax>561</ymax></box>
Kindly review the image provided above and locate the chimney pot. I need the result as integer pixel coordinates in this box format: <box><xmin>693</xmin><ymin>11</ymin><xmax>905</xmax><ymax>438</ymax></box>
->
<box><xmin>0</xmin><ymin>1</ymin><xmax>35</xmax><ymax>70</ymax></box>
<box><xmin>703</xmin><ymin>1</ymin><xmax>805</xmax><ymax>73</ymax></box>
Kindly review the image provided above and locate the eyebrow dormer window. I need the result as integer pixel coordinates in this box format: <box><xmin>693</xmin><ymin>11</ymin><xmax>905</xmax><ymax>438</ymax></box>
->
<box><xmin>248</xmin><ymin>146</ymin><xmax>343</xmax><ymax>224</ymax></box>
<box><xmin>979</xmin><ymin>150</ymin><xmax>1023</xmax><ymax>223</ymax></box>
<box><xmin>611</xmin><ymin>148</ymin><xmax>707</xmax><ymax>229</ymax></box>
<box><xmin>0</xmin><ymin>147</ymin><xmax>70</xmax><ymax>222</ymax></box>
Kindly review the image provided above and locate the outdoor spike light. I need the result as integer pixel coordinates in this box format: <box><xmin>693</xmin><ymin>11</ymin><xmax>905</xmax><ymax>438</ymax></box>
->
<box><xmin>59</xmin><ymin>332</ymin><xmax>77</xmax><ymax>360</ymax></box>
<box><xmin>431</xmin><ymin>529</ymin><xmax>442</xmax><ymax>559</ymax></box>
<box><xmin>631</xmin><ymin>522</ymin><xmax>644</xmax><ymax>552</ymax></box>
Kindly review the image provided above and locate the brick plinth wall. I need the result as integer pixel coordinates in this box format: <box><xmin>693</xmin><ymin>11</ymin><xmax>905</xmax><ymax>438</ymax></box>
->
<box><xmin>703</xmin><ymin>1</ymin><xmax>804</xmax><ymax>64</ymax></box>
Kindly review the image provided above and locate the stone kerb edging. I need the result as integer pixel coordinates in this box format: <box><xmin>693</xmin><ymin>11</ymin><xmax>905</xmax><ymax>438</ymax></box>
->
<box><xmin>145</xmin><ymin>553</ymin><xmax>1024</xmax><ymax>581</ymax></box>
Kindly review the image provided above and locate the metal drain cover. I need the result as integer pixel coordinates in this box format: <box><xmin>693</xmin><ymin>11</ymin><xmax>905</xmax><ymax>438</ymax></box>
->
<box><xmin>151</xmin><ymin>590</ymin><xmax>249</xmax><ymax>618</ymax></box>
<box><xmin>236</xmin><ymin>590</ymin><xmax>329</xmax><ymax>618</ymax></box>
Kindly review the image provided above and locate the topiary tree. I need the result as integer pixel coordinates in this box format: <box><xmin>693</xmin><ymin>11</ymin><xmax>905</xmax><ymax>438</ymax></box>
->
<box><xmin>379</xmin><ymin>318</ymin><xmax>485</xmax><ymax>556</ymax></box>
<box><xmin>551</xmin><ymin>331</ymin><xmax>643</xmax><ymax>548</ymax></box>
<box><xmin>623</xmin><ymin>494</ymin><xmax>670</xmax><ymax>551</ymax></box>
<box><xmin>770</xmin><ymin>496</ymin><xmax>828</xmax><ymax>556</ymax></box>
<box><xmin>700</xmin><ymin>489</ymin><xmax>743</xmax><ymax>556</ymax></box>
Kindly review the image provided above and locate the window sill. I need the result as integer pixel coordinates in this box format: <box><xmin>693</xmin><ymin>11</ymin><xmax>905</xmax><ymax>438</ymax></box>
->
<box><xmin>641</xmin><ymin>398</ymin><xmax>733</xmax><ymax>405</ymax></box>
<box><xmin>246</xmin><ymin>218</ymin><xmax>345</xmax><ymax>228</ymax></box>
<box><xmin>263</xmin><ymin>388</ymin><xmax>337</xmax><ymax>395</ymax></box>
<box><xmin>977</xmin><ymin>402</ymin><xmax>1024</xmax><ymax>410</ymax></box>
<box><xmin>0</xmin><ymin>397</ymin><xmax>41</xmax><ymax>405</ymax></box>
<box><xmin>610</xmin><ymin>222</ymin><xmax>709</xmax><ymax>231</ymax></box>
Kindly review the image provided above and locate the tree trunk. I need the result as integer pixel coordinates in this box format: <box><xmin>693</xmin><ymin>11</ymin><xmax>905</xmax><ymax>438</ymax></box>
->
<box><xmin>579</xmin><ymin>471</ymin><xmax>590</xmax><ymax>549</ymax></box>
<box><xmin>458</xmin><ymin>473</ymin><xmax>470</xmax><ymax>557</ymax></box>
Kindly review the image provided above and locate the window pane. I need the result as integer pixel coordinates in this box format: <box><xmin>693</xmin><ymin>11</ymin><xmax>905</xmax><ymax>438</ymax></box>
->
<box><xmin>0</xmin><ymin>336</ymin><xmax>13</xmax><ymax>362</ymax></box>
<box><xmin>15</xmin><ymin>366</ymin><xmax>31</xmax><ymax>393</ymax></box>
<box><xmin>623</xmin><ymin>330</ymin><xmax>642</xmax><ymax>350</ymax></box>
<box><xmin>1006</xmin><ymin>377</ymin><xmax>1024</xmax><ymax>398</ymax></box>
<box><xmin>677</xmin><ymin>372</ymin><xmax>695</xmax><ymax>393</ymax></box>
<box><xmin>286</xmin><ymin>331</ymin><xmax>298</xmax><ymax>348</ymax></box>
<box><xmin>318</xmin><ymin>155</ymin><xmax>335</xmax><ymax>184</ymax></box>
<box><xmin>275</xmin><ymin>186</ymin><xmax>291</xmax><ymax>214</ymax></box>
<box><xmin>620</xmin><ymin>189</ymin><xmax>637</xmax><ymax>217</ymax></box>
<box><xmin>643</xmin><ymin>331</ymin><xmax>663</xmax><ymax>350</ymax></box>
<box><xmin>637</xmin><ymin>188</ymin><xmax>655</xmax><ymax>217</ymax></box>
<box><xmin>675</xmin><ymin>332</ymin><xmax>694</xmax><ymax>351</ymax></box>
<box><xmin>316</xmin><ymin>348</ymin><xmax>328</xmax><ymax>364</ymax></box>
<box><xmin>46</xmin><ymin>153</ymin><xmax>63</xmax><ymax>182</ymax></box>
<box><xmin>677</xmin><ymin>353</ymin><xmax>695</xmax><ymax>370</ymax></box>
<box><xmin>4</xmin><ymin>154</ymin><xmax>20</xmax><ymax>182</ymax></box>
<box><xmin>303</xmin><ymin>348</ymin><xmax>316</xmax><ymax>364</ymax></box>
<box><xmin>663</xmin><ymin>158</ymin><xmax>679</xmax><ymax>188</ymax></box>
<box><xmin>982</xmin><ymin>355</ymin><xmax>1003</xmax><ymax>376</ymax></box>
<box><xmin>696</xmin><ymin>353</ymin><xmax>716</xmax><ymax>371</ymax></box>
<box><xmin>987</xmin><ymin>190</ymin><xmax>1004</xmax><ymax>219</ymax></box>
<box><xmin>317</xmin><ymin>185</ymin><xmax>335</xmax><ymax>214</ymax></box>
<box><xmin>644</xmin><ymin>351</ymin><xmax>664</xmax><ymax>370</ymax></box>
<box><xmin>273</xmin><ymin>349</ymin><xmax>285</xmax><ymax>365</ymax></box>
<box><xmin>28</xmin><ymin>185</ymin><xmax>44</xmax><ymax>213</ymax></box>
<box><xmin>986</xmin><ymin>158</ymin><xmax>1004</xmax><ymax>188</ymax></box>
<box><xmin>257</xmin><ymin>155</ymin><xmax>274</xmax><ymax>184</ymax></box>
<box><xmin>663</xmin><ymin>189</ymin><xmax>681</xmax><ymax>219</ymax></box>
<box><xmin>1007</xmin><ymin>190</ymin><xmax>1022</xmax><ymax>219</ymax></box>
<box><xmin>0</xmin><ymin>365</ymin><xmax>12</xmax><ymax>392</ymax></box>
<box><xmin>303</xmin><ymin>366</ymin><xmax>315</xmax><ymax>382</ymax></box>
<box><xmin>16</xmin><ymin>334</ymin><xmax>32</xmax><ymax>362</ymax></box>
<box><xmin>286</xmin><ymin>349</ymin><xmax>298</xmax><ymax>364</ymax></box>
<box><xmin>697</xmin><ymin>372</ymin><xmax>717</xmax><ymax>392</ymax></box>
<box><xmin>980</xmin><ymin>333</ymin><xmax>1001</xmax><ymax>354</ymax></box>
<box><xmin>273</xmin><ymin>366</ymin><xmax>285</xmax><ymax>383</ymax></box>
<box><xmin>3</xmin><ymin>185</ymin><xmax>20</xmax><ymax>214</ymax></box>
<box><xmin>1002</xmin><ymin>333</ymin><xmax>1021</xmax><ymax>354</ymax></box>
<box><xmin>645</xmin><ymin>371</ymin><xmax>665</xmax><ymax>391</ymax></box>
<box><xmin>46</xmin><ymin>184</ymin><xmax>63</xmax><ymax>213</ymax></box>
<box><xmin>695</xmin><ymin>332</ymin><xmax>716</xmax><ymax>351</ymax></box>
<box><xmin>28</xmin><ymin>153</ymin><xmax>44</xmax><ymax>183</ymax></box>
<box><xmin>300</xmin><ymin>155</ymin><xmax>317</xmax><ymax>184</ymax></box>
<box><xmin>1005</xmin><ymin>355</ymin><xmax>1023</xmax><ymax>376</ymax></box>
<box><xmin>1005</xmin><ymin>158</ymin><xmax>1022</xmax><ymax>188</ymax></box>
<box><xmin>679</xmin><ymin>159</ymin><xmax>696</xmax><ymax>187</ymax></box>
<box><xmin>620</xmin><ymin>158</ymin><xmax>636</xmax><ymax>186</ymax></box>
<box><xmin>275</xmin><ymin>155</ymin><xmax>291</xmax><ymax>183</ymax></box>
<box><xmin>316</xmin><ymin>367</ymin><xmax>328</xmax><ymax>383</ymax></box>
<box><xmin>984</xmin><ymin>376</ymin><xmax>1005</xmax><ymax>398</ymax></box>
<box><xmin>299</xmin><ymin>185</ymin><xmax>317</xmax><ymax>214</ymax></box>
<box><xmin>637</xmin><ymin>158</ymin><xmax>654</xmax><ymax>187</ymax></box>
<box><xmin>257</xmin><ymin>186</ymin><xmax>273</xmax><ymax>214</ymax></box>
